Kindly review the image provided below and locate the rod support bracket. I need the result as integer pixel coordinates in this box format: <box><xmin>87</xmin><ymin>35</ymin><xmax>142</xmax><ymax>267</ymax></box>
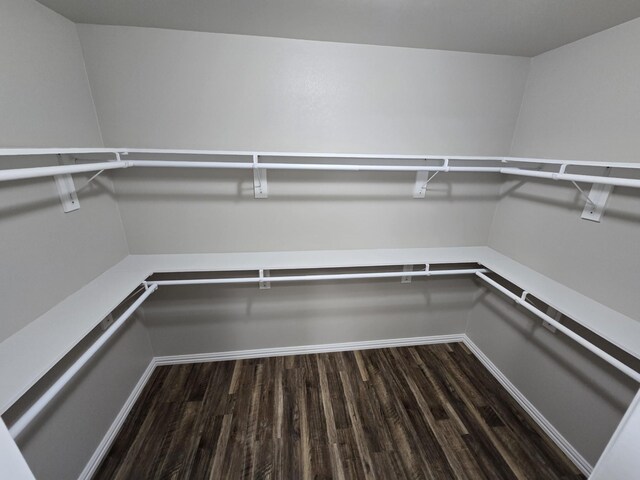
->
<box><xmin>259</xmin><ymin>269</ymin><xmax>271</xmax><ymax>289</ymax></box>
<box><xmin>253</xmin><ymin>154</ymin><xmax>268</xmax><ymax>198</ymax></box>
<box><xmin>401</xmin><ymin>265</ymin><xmax>413</xmax><ymax>283</ymax></box>
<box><xmin>54</xmin><ymin>154</ymin><xmax>80</xmax><ymax>213</ymax></box>
<box><xmin>581</xmin><ymin>168</ymin><xmax>613</xmax><ymax>222</ymax></box>
<box><xmin>413</xmin><ymin>171</ymin><xmax>430</xmax><ymax>198</ymax></box>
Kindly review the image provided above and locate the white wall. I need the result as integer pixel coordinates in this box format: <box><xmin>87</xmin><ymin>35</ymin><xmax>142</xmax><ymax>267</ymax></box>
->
<box><xmin>0</xmin><ymin>1</ymin><xmax>129</xmax><ymax>342</ymax></box>
<box><xmin>479</xmin><ymin>18</ymin><xmax>640</xmax><ymax>469</ymax></box>
<box><xmin>76</xmin><ymin>25</ymin><xmax>529</xmax><ymax>253</ymax></box>
<box><xmin>112</xmin><ymin>167</ymin><xmax>504</xmax><ymax>253</ymax></box>
<box><xmin>0</xmin><ymin>0</ymin><xmax>102</xmax><ymax>147</ymax></box>
<box><xmin>489</xmin><ymin>17</ymin><xmax>640</xmax><ymax>320</ymax></box>
<box><xmin>509</xmin><ymin>18</ymin><xmax>640</xmax><ymax>163</ymax></box>
<box><xmin>77</xmin><ymin>25</ymin><xmax>529</xmax><ymax>154</ymax></box>
<box><xmin>0</xmin><ymin>157</ymin><xmax>130</xmax><ymax>341</ymax></box>
<box><xmin>143</xmin><ymin>277</ymin><xmax>477</xmax><ymax>356</ymax></box>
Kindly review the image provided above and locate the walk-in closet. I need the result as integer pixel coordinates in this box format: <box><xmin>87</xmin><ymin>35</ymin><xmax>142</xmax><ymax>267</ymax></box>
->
<box><xmin>1</xmin><ymin>0</ymin><xmax>640</xmax><ymax>478</ymax></box>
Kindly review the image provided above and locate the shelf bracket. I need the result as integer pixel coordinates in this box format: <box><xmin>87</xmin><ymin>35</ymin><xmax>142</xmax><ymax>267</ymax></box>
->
<box><xmin>54</xmin><ymin>155</ymin><xmax>80</xmax><ymax>213</ymax></box>
<box><xmin>542</xmin><ymin>306</ymin><xmax>560</xmax><ymax>333</ymax></box>
<box><xmin>253</xmin><ymin>154</ymin><xmax>268</xmax><ymax>198</ymax></box>
<box><xmin>259</xmin><ymin>269</ymin><xmax>271</xmax><ymax>289</ymax></box>
<box><xmin>401</xmin><ymin>265</ymin><xmax>413</xmax><ymax>283</ymax></box>
<box><xmin>580</xmin><ymin>167</ymin><xmax>613</xmax><ymax>222</ymax></box>
<box><xmin>413</xmin><ymin>170</ymin><xmax>439</xmax><ymax>198</ymax></box>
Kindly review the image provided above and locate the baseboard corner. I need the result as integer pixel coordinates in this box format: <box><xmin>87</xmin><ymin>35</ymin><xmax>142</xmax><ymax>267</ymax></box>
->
<box><xmin>461</xmin><ymin>335</ymin><xmax>593</xmax><ymax>477</ymax></box>
<box><xmin>78</xmin><ymin>358</ymin><xmax>158</xmax><ymax>480</ymax></box>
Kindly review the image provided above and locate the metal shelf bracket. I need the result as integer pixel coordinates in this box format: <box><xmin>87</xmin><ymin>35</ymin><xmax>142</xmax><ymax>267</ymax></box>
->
<box><xmin>253</xmin><ymin>154</ymin><xmax>268</xmax><ymax>198</ymax></box>
<box><xmin>580</xmin><ymin>168</ymin><xmax>613</xmax><ymax>222</ymax></box>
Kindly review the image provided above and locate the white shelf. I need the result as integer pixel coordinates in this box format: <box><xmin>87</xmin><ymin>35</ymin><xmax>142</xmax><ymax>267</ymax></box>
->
<box><xmin>0</xmin><ymin>247</ymin><xmax>483</xmax><ymax>414</ymax></box>
<box><xmin>1</xmin><ymin>246</ymin><xmax>638</xmax><ymax>415</ymax></box>
<box><xmin>481</xmin><ymin>250</ymin><xmax>640</xmax><ymax>360</ymax></box>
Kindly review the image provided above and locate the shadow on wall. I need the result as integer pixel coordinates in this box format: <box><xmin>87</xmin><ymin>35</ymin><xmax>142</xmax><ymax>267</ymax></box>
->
<box><xmin>499</xmin><ymin>173</ymin><xmax>640</xmax><ymax>224</ymax></box>
<box><xmin>0</xmin><ymin>176</ymin><xmax>115</xmax><ymax>221</ymax></box>
<box><xmin>140</xmin><ymin>277</ymin><xmax>479</xmax><ymax>356</ymax></box>
<box><xmin>111</xmin><ymin>168</ymin><xmax>505</xmax><ymax>202</ymax></box>
<box><xmin>472</xmin><ymin>290</ymin><xmax>636</xmax><ymax>414</ymax></box>
<box><xmin>1</xmin><ymin>316</ymin><xmax>139</xmax><ymax>441</ymax></box>
<box><xmin>0</xmin><ymin>154</ymin><xmax>120</xmax><ymax>220</ymax></box>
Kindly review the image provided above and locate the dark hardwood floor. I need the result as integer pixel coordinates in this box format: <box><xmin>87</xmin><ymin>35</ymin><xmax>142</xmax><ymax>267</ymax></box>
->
<box><xmin>93</xmin><ymin>343</ymin><xmax>585</xmax><ymax>479</ymax></box>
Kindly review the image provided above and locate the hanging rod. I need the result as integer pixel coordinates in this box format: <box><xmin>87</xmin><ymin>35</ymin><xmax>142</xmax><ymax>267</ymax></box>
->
<box><xmin>1</xmin><ymin>148</ymin><xmax>639</xmax><ymax>188</ymax></box>
<box><xmin>0</xmin><ymin>161</ymin><xmax>129</xmax><ymax>182</ymax></box>
<box><xmin>475</xmin><ymin>272</ymin><xmax>640</xmax><ymax>384</ymax></box>
<box><xmin>8</xmin><ymin>264</ymin><xmax>482</xmax><ymax>438</ymax></box>
<box><xmin>8</xmin><ymin>284</ymin><xmax>158</xmax><ymax>439</ymax></box>
<box><xmin>9</xmin><ymin>264</ymin><xmax>639</xmax><ymax>439</ymax></box>
<box><xmin>500</xmin><ymin>168</ymin><xmax>640</xmax><ymax>189</ymax></box>
<box><xmin>126</xmin><ymin>159</ymin><xmax>502</xmax><ymax>173</ymax></box>
<box><xmin>148</xmin><ymin>266</ymin><xmax>488</xmax><ymax>286</ymax></box>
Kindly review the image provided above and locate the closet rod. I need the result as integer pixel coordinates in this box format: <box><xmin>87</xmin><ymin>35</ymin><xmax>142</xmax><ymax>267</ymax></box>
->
<box><xmin>8</xmin><ymin>284</ymin><xmax>158</xmax><ymax>440</ymax></box>
<box><xmin>476</xmin><ymin>272</ymin><xmax>640</xmax><ymax>384</ymax></box>
<box><xmin>4</xmin><ymin>147</ymin><xmax>639</xmax><ymax>168</ymax></box>
<box><xmin>500</xmin><ymin>168</ymin><xmax>640</xmax><ymax>189</ymax></box>
<box><xmin>148</xmin><ymin>267</ymin><xmax>487</xmax><ymax>286</ymax></box>
<box><xmin>1</xmin><ymin>148</ymin><xmax>640</xmax><ymax>187</ymax></box>
<box><xmin>8</xmin><ymin>266</ymin><xmax>480</xmax><ymax>439</ymax></box>
<box><xmin>0</xmin><ymin>161</ymin><xmax>128</xmax><ymax>182</ymax></box>
<box><xmin>126</xmin><ymin>159</ymin><xmax>503</xmax><ymax>173</ymax></box>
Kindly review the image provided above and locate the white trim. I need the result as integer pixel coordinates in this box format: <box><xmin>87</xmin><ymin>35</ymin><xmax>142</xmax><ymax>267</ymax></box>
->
<box><xmin>153</xmin><ymin>334</ymin><xmax>465</xmax><ymax>365</ymax></box>
<box><xmin>462</xmin><ymin>336</ymin><xmax>593</xmax><ymax>476</ymax></box>
<box><xmin>77</xmin><ymin>359</ymin><xmax>157</xmax><ymax>480</ymax></box>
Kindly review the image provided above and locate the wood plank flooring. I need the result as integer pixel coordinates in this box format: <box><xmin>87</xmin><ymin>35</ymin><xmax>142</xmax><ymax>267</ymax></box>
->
<box><xmin>93</xmin><ymin>343</ymin><xmax>585</xmax><ymax>479</ymax></box>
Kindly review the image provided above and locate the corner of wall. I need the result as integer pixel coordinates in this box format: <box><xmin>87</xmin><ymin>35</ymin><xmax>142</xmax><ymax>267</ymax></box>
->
<box><xmin>74</xmin><ymin>22</ymin><xmax>105</xmax><ymax>149</ymax></box>
<box><xmin>485</xmin><ymin>55</ymin><xmax>533</xmax><ymax>251</ymax></box>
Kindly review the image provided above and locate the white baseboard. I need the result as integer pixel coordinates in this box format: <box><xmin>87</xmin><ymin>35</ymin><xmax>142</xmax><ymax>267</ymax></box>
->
<box><xmin>77</xmin><ymin>359</ymin><xmax>157</xmax><ymax>480</ymax></box>
<box><xmin>80</xmin><ymin>333</ymin><xmax>590</xmax><ymax>479</ymax></box>
<box><xmin>154</xmin><ymin>334</ymin><xmax>466</xmax><ymax>365</ymax></box>
<box><xmin>462</xmin><ymin>335</ymin><xmax>592</xmax><ymax>476</ymax></box>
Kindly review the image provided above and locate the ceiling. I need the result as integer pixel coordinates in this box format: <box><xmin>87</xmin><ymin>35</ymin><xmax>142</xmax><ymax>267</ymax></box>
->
<box><xmin>37</xmin><ymin>0</ymin><xmax>640</xmax><ymax>57</ymax></box>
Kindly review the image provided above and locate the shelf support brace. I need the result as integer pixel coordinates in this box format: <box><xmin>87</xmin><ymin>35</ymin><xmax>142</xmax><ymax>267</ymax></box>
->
<box><xmin>259</xmin><ymin>269</ymin><xmax>271</xmax><ymax>289</ymax></box>
<box><xmin>253</xmin><ymin>154</ymin><xmax>268</xmax><ymax>198</ymax></box>
<box><xmin>401</xmin><ymin>265</ymin><xmax>413</xmax><ymax>283</ymax></box>
<box><xmin>413</xmin><ymin>161</ymin><xmax>442</xmax><ymax>199</ymax></box>
<box><xmin>579</xmin><ymin>167</ymin><xmax>613</xmax><ymax>222</ymax></box>
<box><xmin>54</xmin><ymin>155</ymin><xmax>80</xmax><ymax>213</ymax></box>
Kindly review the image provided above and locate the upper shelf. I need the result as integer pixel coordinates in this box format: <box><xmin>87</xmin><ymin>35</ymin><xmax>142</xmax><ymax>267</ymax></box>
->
<box><xmin>0</xmin><ymin>147</ymin><xmax>639</xmax><ymax>189</ymax></box>
<box><xmin>1</xmin><ymin>246</ymin><xmax>639</xmax><ymax>415</ymax></box>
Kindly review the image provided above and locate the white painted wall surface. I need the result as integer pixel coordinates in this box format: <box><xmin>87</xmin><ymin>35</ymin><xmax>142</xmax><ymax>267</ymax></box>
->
<box><xmin>0</xmin><ymin>1</ymin><xmax>129</xmax><ymax>342</ymax></box>
<box><xmin>76</xmin><ymin>24</ymin><xmax>529</xmax><ymax>253</ymax></box>
<box><xmin>3</xmin><ymin>318</ymin><xmax>153</xmax><ymax>480</ymax></box>
<box><xmin>142</xmin><ymin>277</ymin><xmax>477</xmax><ymax>357</ymax></box>
<box><xmin>510</xmin><ymin>18</ymin><xmax>640</xmax><ymax>163</ymax></box>
<box><xmin>0</xmin><ymin>156</ymin><xmax>129</xmax><ymax>342</ymax></box>
<box><xmin>466</xmin><ymin>291</ymin><xmax>637</xmax><ymax>467</ymax></box>
<box><xmin>76</xmin><ymin>24</ymin><xmax>529</xmax><ymax>154</ymax></box>
<box><xmin>481</xmin><ymin>18</ymin><xmax>640</xmax><ymax>468</ymax></box>
<box><xmin>0</xmin><ymin>0</ymin><xmax>102</xmax><ymax>147</ymax></box>
<box><xmin>112</xmin><ymin>168</ymin><xmax>503</xmax><ymax>253</ymax></box>
<box><xmin>490</xmin><ymin>18</ymin><xmax>640</xmax><ymax>320</ymax></box>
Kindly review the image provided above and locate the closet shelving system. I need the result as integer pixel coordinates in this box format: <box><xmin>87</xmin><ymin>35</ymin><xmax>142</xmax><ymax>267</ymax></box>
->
<box><xmin>1</xmin><ymin>148</ymin><xmax>640</xmax><ymax>476</ymax></box>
